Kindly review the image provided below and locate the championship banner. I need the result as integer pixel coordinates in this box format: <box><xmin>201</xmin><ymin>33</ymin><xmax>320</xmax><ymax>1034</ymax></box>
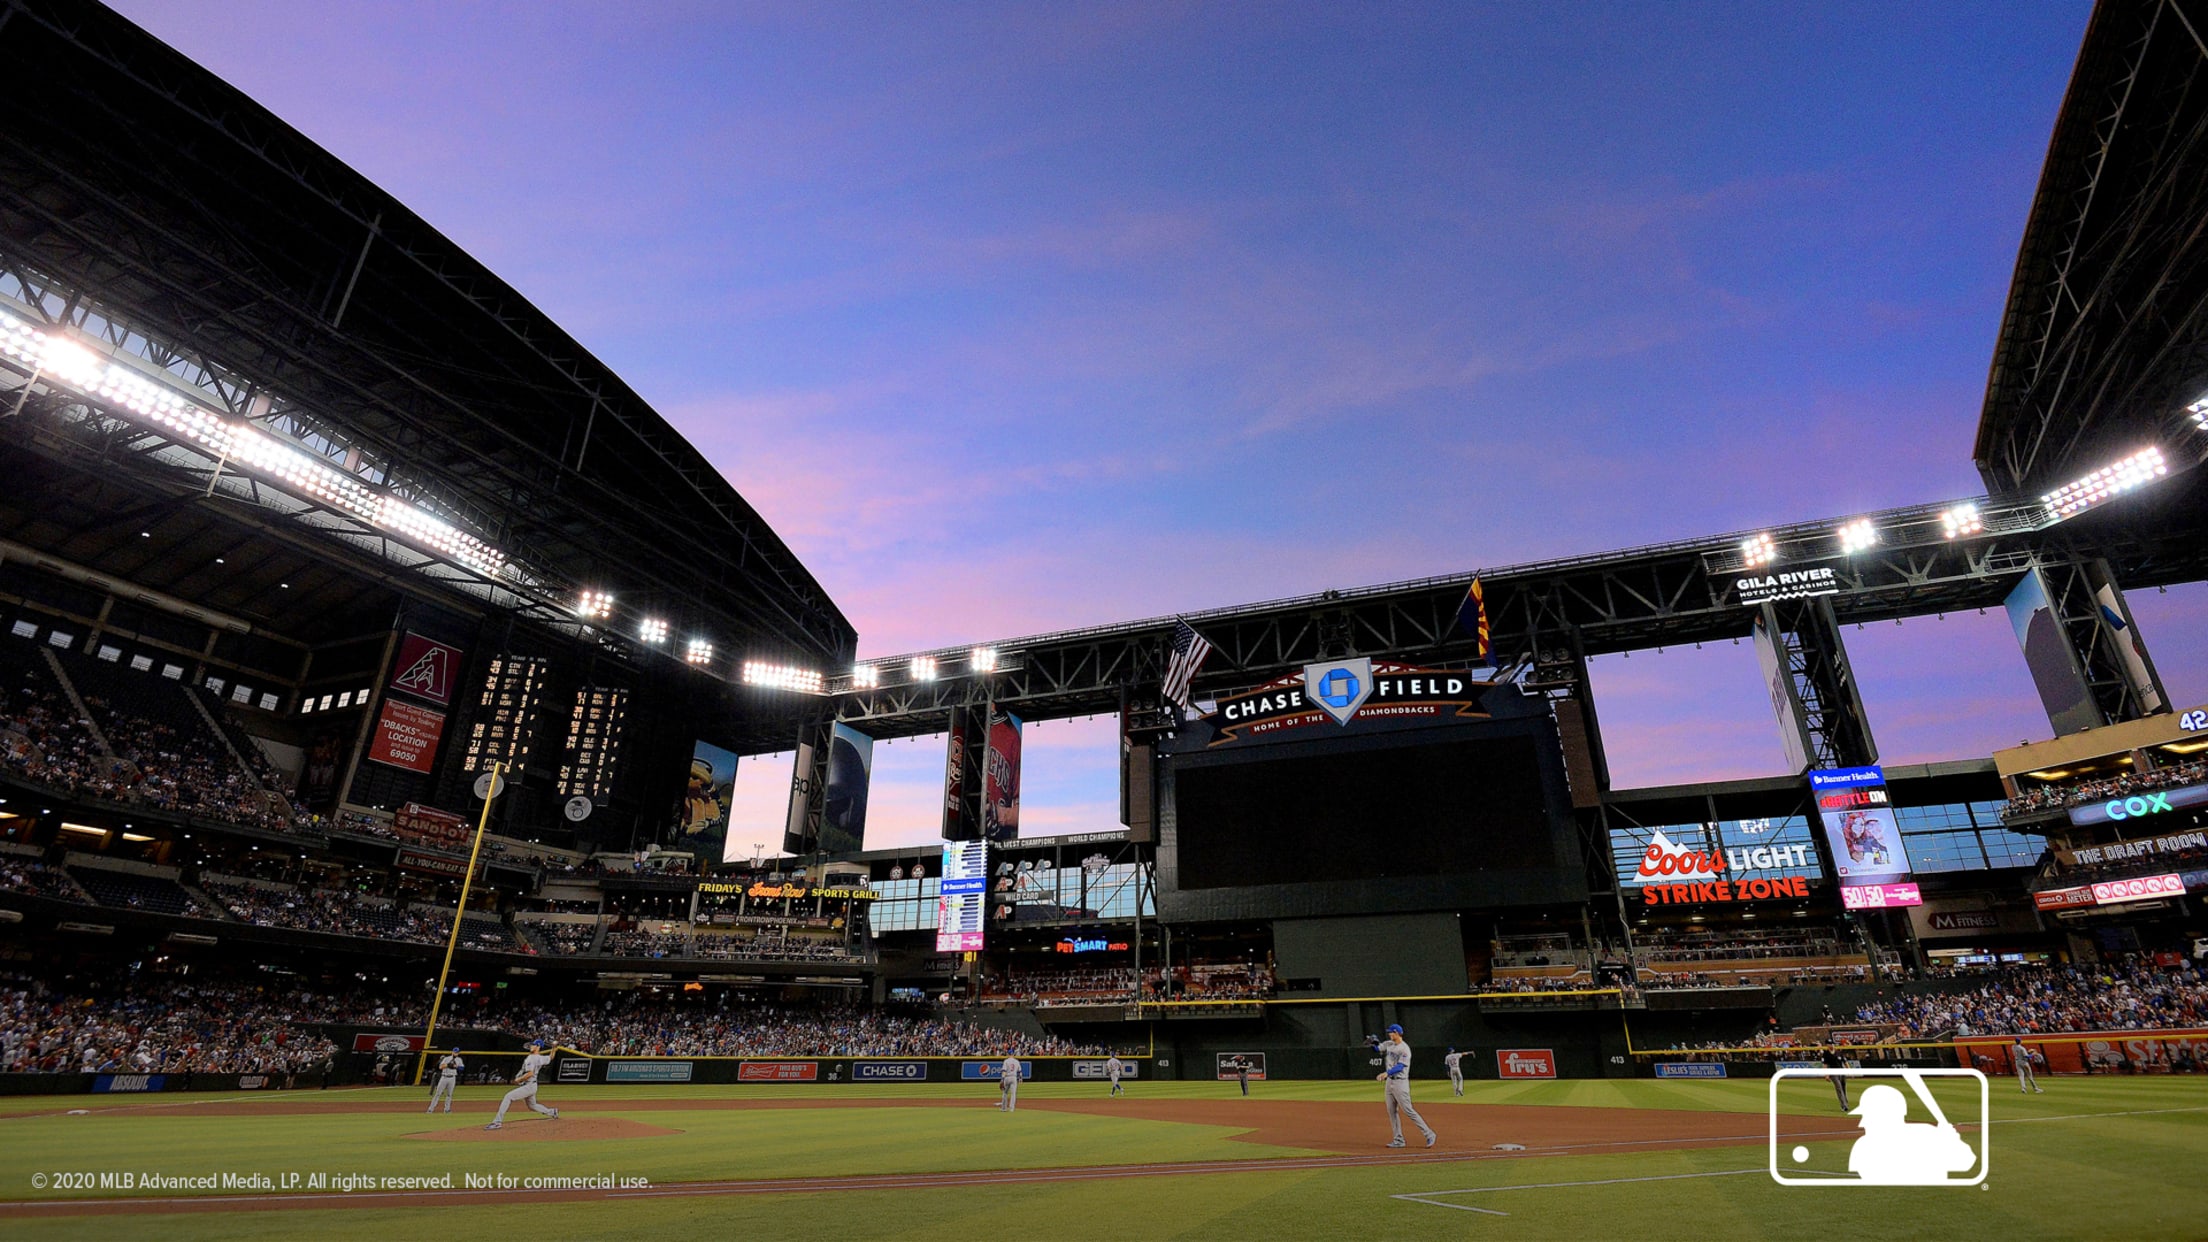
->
<box><xmin>982</xmin><ymin>712</ymin><xmax>1021</xmax><ymax>841</ymax></box>
<box><xmin>388</xmin><ymin>632</ymin><xmax>464</xmax><ymax>706</ymax></box>
<box><xmin>821</xmin><ymin>723</ymin><xmax>874</xmax><ymax>855</ymax></box>
<box><xmin>1206</xmin><ymin>661</ymin><xmax>1487</xmax><ymax>745</ymax></box>
<box><xmin>1753</xmin><ymin>613</ymin><xmax>1813</xmax><ymax>774</ymax></box>
<box><xmin>366</xmin><ymin>700</ymin><xmax>445</xmax><ymax>773</ymax></box>
<box><xmin>678</xmin><ymin>741</ymin><xmax>735</xmax><ymax>864</ymax></box>
<box><xmin>1809</xmin><ymin>766</ymin><xmax>1921</xmax><ymax>910</ymax></box>
<box><xmin>781</xmin><ymin>740</ymin><xmax>816</xmax><ymax>858</ymax></box>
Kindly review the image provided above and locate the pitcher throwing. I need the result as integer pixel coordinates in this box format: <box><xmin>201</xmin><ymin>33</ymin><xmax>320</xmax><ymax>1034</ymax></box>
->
<box><xmin>486</xmin><ymin>1039</ymin><xmax>560</xmax><ymax>1129</ymax></box>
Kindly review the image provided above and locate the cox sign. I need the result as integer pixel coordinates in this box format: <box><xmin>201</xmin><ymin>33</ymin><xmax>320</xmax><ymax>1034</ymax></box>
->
<box><xmin>2070</xmin><ymin>782</ymin><xmax>2208</xmax><ymax>827</ymax></box>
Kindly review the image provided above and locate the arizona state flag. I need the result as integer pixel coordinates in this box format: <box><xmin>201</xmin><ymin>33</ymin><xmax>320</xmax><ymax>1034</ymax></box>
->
<box><xmin>1455</xmin><ymin>577</ymin><xmax>1494</xmax><ymax>665</ymax></box>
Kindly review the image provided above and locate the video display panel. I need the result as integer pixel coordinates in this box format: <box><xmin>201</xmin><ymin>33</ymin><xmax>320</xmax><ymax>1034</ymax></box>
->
<box><xmin>1171</xmin><ymin>734</ymin><xmax>1555</xmax><ymax>889</ymax></box>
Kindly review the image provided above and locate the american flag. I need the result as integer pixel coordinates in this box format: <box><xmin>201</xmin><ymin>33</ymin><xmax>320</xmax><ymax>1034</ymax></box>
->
<box><xmin>1162</xmin><ymin>619</ymin><xmax>1214</xmax><ymax>712</ymax></box>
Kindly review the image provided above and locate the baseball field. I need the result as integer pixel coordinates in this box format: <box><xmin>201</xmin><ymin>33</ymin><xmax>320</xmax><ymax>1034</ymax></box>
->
<box><xmin>0</xmin><ymin>1075</ymin><xmax>2202</xmax><ymax>1240</ymax></box>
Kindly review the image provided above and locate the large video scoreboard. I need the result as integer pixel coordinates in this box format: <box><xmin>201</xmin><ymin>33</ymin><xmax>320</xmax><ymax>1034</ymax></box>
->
<box><xmin>1152</xmin><ymin>662</ymin><xmax>1586</xmax><ymax>921</ymax></box>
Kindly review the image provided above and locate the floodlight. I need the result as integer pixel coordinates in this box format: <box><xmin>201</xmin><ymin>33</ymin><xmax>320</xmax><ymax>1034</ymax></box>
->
<box><xmin>1940</xmin><ymin>503</ymin><xmax>1983</xmax><ymax>539</ymax></box>
<box><xmin>1740</xmin><ymin>532</ymin><xmax>1778</xmax><ymax>568</ymax></box>
<box><xmin>2041</xmin><ymin>447</ymin><xmax>2170</xmax><ymax>521</ymax></box>
<box><xmin>1836</xmin><ymin>517</ymin><xmax>1879</xmax><ymax>554</ymax></box>
<box><xmin>742</xmin><ymin>661</ymin><xmax>825</xmax><ymax>693</ymax></box>
<box><xmin>970</xmin><ymin>646</ymin><xmax>999</xmax><ymax>672</ymax></box>
<box><xmin>852</xmin><ymin>665</ymin><xmax>881</xmax><ymax>688</ymax></box>
<box><xmin>575</xmin><ymin>590</ymin><xmax>615</xmax><ymax>620</ymax></box>
<box><xmin>911</xmin><ymin>655</ymin><xmax>939</xmax><ymax>681</ymax></box>
<box><xmin>2187</xmin><ymin>394</ymin><xmax>2208</xmax><ymax>430</ymax></box>
<box><xmin>638</xmin><ymin>617</ymin><xmax>669</xmax><ymax>645</ymax></box>
<box><xmin>685</xmin><ymin>638</ymin><xmax>714</xmax><ymax>666</ymax></box>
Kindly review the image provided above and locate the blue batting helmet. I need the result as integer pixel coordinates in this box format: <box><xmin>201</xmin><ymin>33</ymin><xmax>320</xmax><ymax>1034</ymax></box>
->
<box><xmin>1386</xmin><ymin>1024</ymin><xmax>1403</xmax><ymax>1034</ymax></box>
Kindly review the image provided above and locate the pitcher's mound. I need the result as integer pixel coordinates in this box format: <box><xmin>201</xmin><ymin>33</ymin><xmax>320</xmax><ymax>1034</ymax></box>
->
<box><xmin>410</xmin><ymin>1118</ymin><xmax>683</xmax><ymax>1142</ymax></box>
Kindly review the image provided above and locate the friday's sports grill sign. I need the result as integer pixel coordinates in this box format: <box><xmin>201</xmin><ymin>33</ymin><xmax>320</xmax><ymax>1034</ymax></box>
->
<box><xmin>1206</xmin><ymin>660</ymin><xmax>1485</xmax><ymax>744</ymax></box>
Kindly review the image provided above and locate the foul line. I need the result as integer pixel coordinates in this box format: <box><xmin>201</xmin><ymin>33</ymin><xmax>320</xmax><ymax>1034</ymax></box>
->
<box><xmin>1394</xmin><ymin>1168</ymin><xmax>1768</xmax><ymax>1216</ymax></box>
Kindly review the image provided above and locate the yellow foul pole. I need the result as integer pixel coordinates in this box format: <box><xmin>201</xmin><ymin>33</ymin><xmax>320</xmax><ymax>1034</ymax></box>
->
<box><xmin>413</xmin><ymin>762</ymin><xmax>504</xmax><ymax>1087</ymax></box>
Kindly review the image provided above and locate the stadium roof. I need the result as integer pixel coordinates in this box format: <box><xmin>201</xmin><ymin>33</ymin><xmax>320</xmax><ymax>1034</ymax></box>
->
<box><xmin>0</xmin><ymin>0</ymin><xmax>855</xmax><ymax>669</ymax></box>
<box><xmin>1975</xmin><ymin>0</ymin><xmax>2208</xmax><ymax>497</ymax></box>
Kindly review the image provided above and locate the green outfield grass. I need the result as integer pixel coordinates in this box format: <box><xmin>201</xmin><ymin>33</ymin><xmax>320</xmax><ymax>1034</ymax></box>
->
<box><xmin>0</xmin><ymin>1077</ymin><xmax>2202</xmax><ymax>1240</ymax></box>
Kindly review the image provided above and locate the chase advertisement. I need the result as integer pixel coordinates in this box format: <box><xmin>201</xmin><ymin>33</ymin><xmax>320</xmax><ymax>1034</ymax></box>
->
<box><xmin>1809</xmin><ymin>765</ymin><xmax>1922</xmax><ymax>910</ymax></box>
<box><xmin>1205</xmin><ymin>660</ymin><xmax>1488</xmax><ymax>745</ymax></box>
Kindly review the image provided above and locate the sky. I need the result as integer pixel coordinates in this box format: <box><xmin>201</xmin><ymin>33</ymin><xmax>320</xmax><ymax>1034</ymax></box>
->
<box><xmin>109</xmin><ymin>1</ymin><xmax>2205</xmax><ymax>848</ymax></box>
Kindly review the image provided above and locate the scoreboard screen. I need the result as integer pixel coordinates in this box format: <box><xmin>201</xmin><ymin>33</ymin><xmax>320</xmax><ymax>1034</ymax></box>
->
<box><xmin>1171</xmin><ymin>733</ymin><xmax>1557</xmax><ymax>890</ymax></box>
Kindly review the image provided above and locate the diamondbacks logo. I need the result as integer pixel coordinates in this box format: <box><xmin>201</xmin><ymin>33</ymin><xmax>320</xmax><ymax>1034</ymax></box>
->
<box><xmin>1303</xmin><ymin>658</ymin><xmax>1374</xmax><ymax>725</ymax></box>
<box><xmin>389</xmin><ymin>634</ymin><xmax>462</xmax><ymax>704</ymax></box>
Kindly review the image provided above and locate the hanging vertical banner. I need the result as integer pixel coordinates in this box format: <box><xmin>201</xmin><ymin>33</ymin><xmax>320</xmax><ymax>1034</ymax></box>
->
<box><xmin>982</xmin><ymin>711</ymin><xmax>1022</xmax><ymax>841</ymax></box>
<box><xmin>681</xmin><ymin>741</ymin><xmax>736</xmax><ymax>864</ymax></box>
<box><xmin>941</xmin><ymin>706</ymin><xmax>969</xmax><ymax>840</ymax></box>
<box><xmin>2093</xmin><ymin>582</ymin><xmax>2166</xmax><ymax>715</ymax></box>
<box><xmin>2004</xmin><ymin>570</ymin><xmax>2100</xmax><ymax>736</ymax></box>
<box><xmin>388</xmin><ymin>633</ymin><xmax>464</xmax><ymax>705</ymax></box>
<box><xmin>1809</xmin><ymin>765</ymin><xmax>1920</xmax><ymax>910</ymax></box>
<box><xmin>1753</xmin><ymin>612</ymin><xmax>1813</xmax><ymax>775</ymax></box>
<box><xmin>822</xmin><ymin>723</ymin><xmax>874</xmax><ymax>856</ymax></box>
<box><xmin>781</xmin><ymin>740</ymin><xmax>817</xmax><ymax>857</ymax></box>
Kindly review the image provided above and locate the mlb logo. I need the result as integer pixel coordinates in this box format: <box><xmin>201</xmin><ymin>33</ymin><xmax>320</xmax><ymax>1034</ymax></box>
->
<box><xmin>1769</xmin><ymin>1067</ymin><xmax>1988</xmax><ymax>1186</ymax></box>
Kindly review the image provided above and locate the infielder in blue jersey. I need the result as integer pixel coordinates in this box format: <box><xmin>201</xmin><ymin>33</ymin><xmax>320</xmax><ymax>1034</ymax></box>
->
<box><xmin>1376</xmin><ymin>1025</ymin><xmax>1436</xmax><ymax>1148</ymax></box>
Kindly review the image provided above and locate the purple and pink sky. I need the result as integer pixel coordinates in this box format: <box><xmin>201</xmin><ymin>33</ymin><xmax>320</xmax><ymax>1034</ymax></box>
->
<box><xmin>112</xmin><ymin>1</ymin><xmax>2202</xmax><ymax>850</ymax></box>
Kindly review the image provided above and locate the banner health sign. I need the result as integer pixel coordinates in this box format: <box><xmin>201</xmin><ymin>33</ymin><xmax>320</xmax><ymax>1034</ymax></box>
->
<box><xmin>606</xmin><ymin>1061</ymin><xmax>694</xmax><ymax>1083</ymax></box>
<box><xmin>2069</xmin><ymin>786</ymin><xmax>2208</xmax><ymax>829</ymax></box>
<box><xmin>1810</xmin><ymin>765</ymin><xmax>1922</xmax><ymax>910</ymax></box>
<box><xmin>1208</xmin><ymin>660</ymin><xmax>1487</xmax><ymax>744</ymax></box>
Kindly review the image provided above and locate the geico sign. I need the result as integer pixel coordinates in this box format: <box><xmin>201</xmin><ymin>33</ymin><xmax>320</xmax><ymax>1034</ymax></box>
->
<box><xmin>2103</xmin><ymin>793</ymin><xmax>2174</xmax><ymax>821</ymax></box>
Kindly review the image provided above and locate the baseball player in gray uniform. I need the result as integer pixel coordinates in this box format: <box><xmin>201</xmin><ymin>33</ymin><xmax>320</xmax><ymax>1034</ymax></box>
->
<box><xmin>1443</xmin><ymin>1047</ymin><xmax>1465</xmax><ymax>1096</ymax></box>
<box><xmin>2012</xmin><ymin>1038</ymin><xmax>2043</xmax><ymax>1093</ymax></box>
<box><xmin>1376</xmin><ymin>1025</ymin><xmax>1437</xmax><ymax>1148</ymax></box>
<box><xmin>426</xmin><ymin>1047</ymin><xmax>464</xmax><ymax>1113</ymax></box>
<box><xmin>1107</xmin><ymin>1054</ymin><xmax>1125</xmax><ymax>1097</ymax></box>
<box><xmin>999</xmin><ymin>1050</ymin><xmax>1021</xmax><ymax>1112</ymax></box>
<box><xmin>486</xmin><ymin>1039</ymin><xmax>560</xmax><ymax>1129</ymax></box>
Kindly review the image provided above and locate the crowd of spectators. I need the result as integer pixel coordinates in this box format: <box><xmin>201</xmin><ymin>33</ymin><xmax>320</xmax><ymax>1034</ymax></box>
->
<box><xmin>0</xmin><ymin>652</ymin><xmax>324</xmax><ymax>838</ymax></box>
<box><xmin>0</xmin><ymin>978</ymin><xmax>361</xmax><ymax>1074</ymax></box>
<box><xmin>199</xmin><ymin>875</ymin><xmax>452</xmax><ymax>945</ymax></box>
<box><xmin>516</xmin><ymin>995</ymin><xmax>1109</xmax><ymax>1059</ymax></box>
<box><xmin>524</xmin><ymin>921</ymin><xmax>601</xmax><ymax>954</ymax></box>
<box><xmin>0</xmin><ymin>855</ymin><xmax>88</xmax><ymax>903</ymax></box>
<box><xmin>1634</xmin><ymin>928</ymin><xmax>1852</xmax><ymax>965</ymax></box>
<box><xmin>2004</xmin><ymin>757</ymin><xmax>2208</xmax><ymax>819</ymax></box>
<box><xmin>1851</xmin><ymin>957</ymin><xmax>2208</xmax><ymax>1037</ymax></box>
